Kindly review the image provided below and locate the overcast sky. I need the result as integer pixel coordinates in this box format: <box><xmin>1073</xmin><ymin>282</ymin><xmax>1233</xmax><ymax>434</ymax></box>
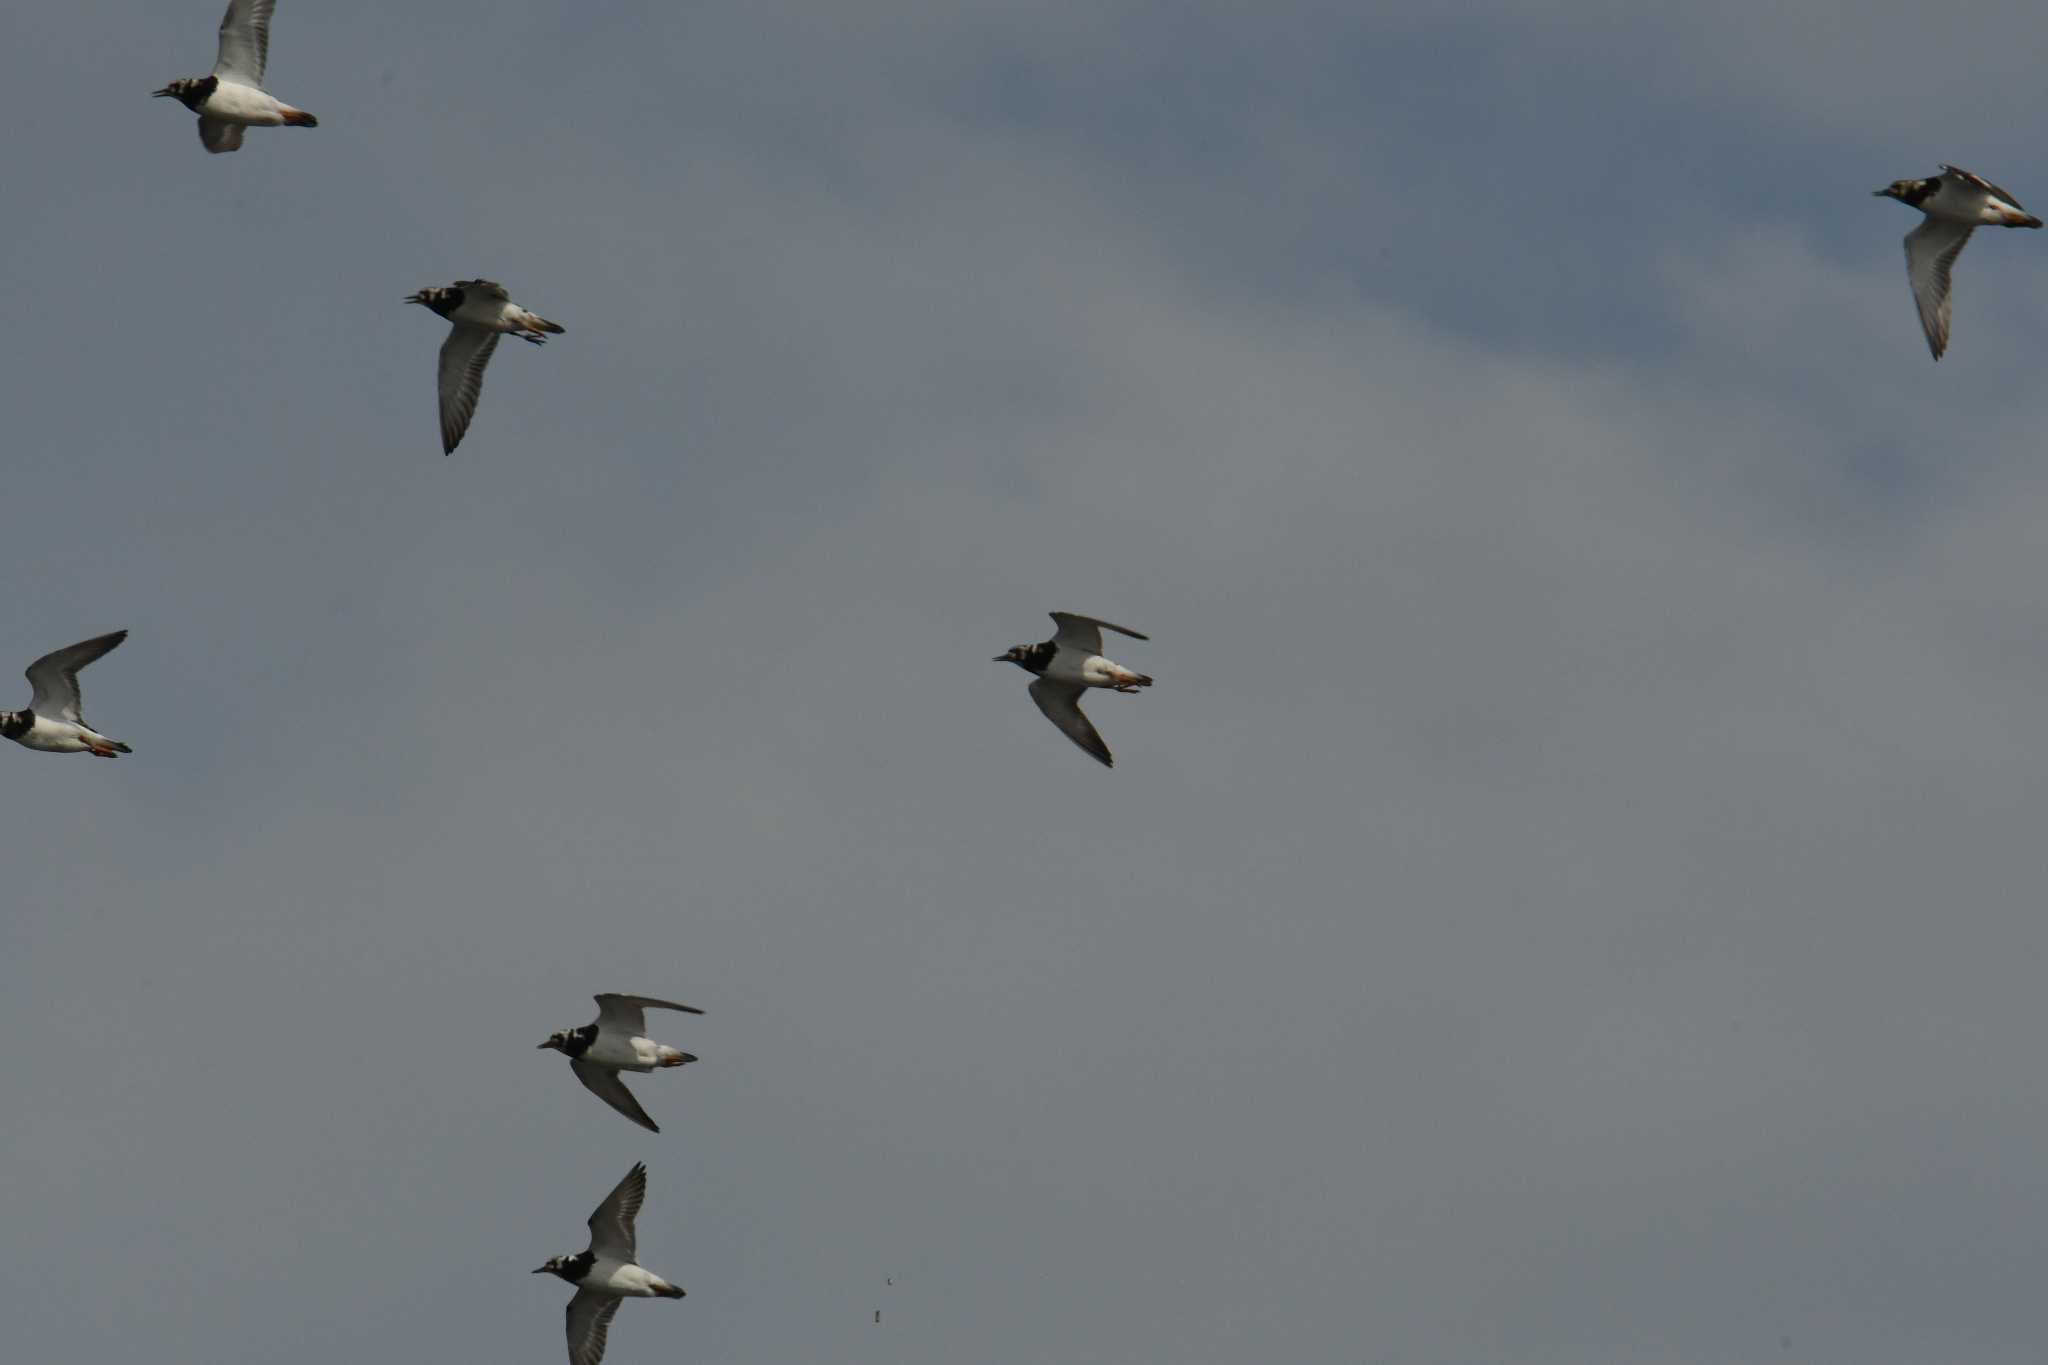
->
<box><xmin>8</xmin><ymin>2</ymin><xmax>2048</xmax><ymax>1362</ymax></box>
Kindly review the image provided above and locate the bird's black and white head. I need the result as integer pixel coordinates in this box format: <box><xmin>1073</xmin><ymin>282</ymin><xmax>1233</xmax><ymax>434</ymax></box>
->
<box><xmin>538</xmin><ymin>1022</ymin><xmax>598</xmax><ymax>1056</ymax></box>
<box><xmin>532</xmin><ymin>1251</ymin><xmax>595</xmax><ymax>1283</ymax></box>
<box><xmin>994</xmin><ymin>640</ymin><xmax>1056</xmax><ymax>674</ymax></box>
<box><xmin>405</xmin><ymin>286</ymin><xmax>461</xmax><ymax>319</ymax></box>
<box><xmin>1875</xmin><ymin>177</ymin><xmax>1937</xmax><ymax>207</ymax></box>
<box><xmin>0</xmin><ymin>710</ymin><xmax>27</xmax><ymax>741</ymax></box>
<box><xmin>152</xmin><ymin>76</ymin><xmax>216</xmax><ymax>111</ymax></box>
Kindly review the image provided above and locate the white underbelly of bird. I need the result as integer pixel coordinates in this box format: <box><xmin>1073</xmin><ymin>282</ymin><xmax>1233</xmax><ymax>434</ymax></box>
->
<box><xmin>587</xmin><ymin>1035</ymin><xmax>687</xmax><ymax>1071</ymax></box>
<box><xmin>590</xmin><ymin>1261</ymin><xmax>682</xmax><ymax>1298</ymax></box>
<box><xmin>455</xmin><ymin>299</ymin><xmax>552</xmax><ymax>333</ymax></box>
<box><xmin>1057</xmin><ymin>653</ymin><xmax>1146</xmax><ymax>688</ymax></box>
<box><xmin>203</xmin><ymin>80</ymin><xmax>291</xmax><ymax>125</ymax></box>
<box><xmin>16</xmin><ymin>718</ymin><xmax>103</xmax><ymax>752</ymax></box>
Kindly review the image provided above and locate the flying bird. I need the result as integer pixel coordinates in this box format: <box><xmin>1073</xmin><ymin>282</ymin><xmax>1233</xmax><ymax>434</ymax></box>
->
<box><xmin>539</xmin><ymin>994</ymin><xmax>702</xmax><ymax>1133</ymax></box>
<box><xmin>1874</xmin><ymin>164</ymin><xmax>2041</xmax><ymax>359</ymax></box>
<box><xmin>404</xmin><ymin>279</ymin><xmax>566</xmax><ymax>454</ymax></box>
<box><xmin>154</xmin><ymin>0</ymin><xmax>318</xmax><ymax>153</ymax></box>
<box><xmin>994</xmin><ymin>612</ymin><xmax>1152</xmax><ymax>768</ymax></box>
<box><xmin>2</xmin><ymin>632</ymin><xmax>133</xmax><ymax>758</ymax></box>
<box><xmin>534</xmin><ymin>1163</ymin><xmax>686</xmax><ymax>1365</ymax></box>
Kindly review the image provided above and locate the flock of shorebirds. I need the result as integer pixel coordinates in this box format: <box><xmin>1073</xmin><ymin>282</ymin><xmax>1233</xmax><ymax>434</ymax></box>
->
<box><xmin>23</xmin><ymin>5</ymin><xmax>1166</xmax><ymax>1360</ymax></box>
<box><xmin>23</xmin><ymin>0</ymin><xmax>2041</xmax><ymax>1359</ymax></box>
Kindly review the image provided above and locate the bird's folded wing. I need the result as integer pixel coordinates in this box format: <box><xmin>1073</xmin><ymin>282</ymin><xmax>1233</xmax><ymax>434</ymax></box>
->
<box><xmin>1029</xmin><ymin>677</ymin><xmax>1113</xmax><ymax>768</ymax></box>
<box><xmin>586</xmin><ymin>1162</ymin><xmax>647</xmax><ymax>1262</ymax></box>
<box><xmin>436</xmin><ymin>326</ymin><xmax>499</xmax><ymax>454</ymax></box>
<box><xmin>1904</xmin><ymin>217</ymin><xmax>1973</xmax><ymax>360</ymax></box>
<box><xmin>212</xmin><ymin>0</ymin><xmax>273</xmax><ymax>87</ymax></box>
<box><xmin>572</xmin><ymin>1060</ymin><xmax>661</xmax><ymax>1133</ymax></box>
<box><xmin>1944</xmin><ymin>165</ymin><xmax>2028</xmax><ymax>211</ymax></box>
<box><xmin>26</xmin><ymin>631</ymin><xmax>126</xmax><ymax>724</ymax></box>
<box><xmin>566</xmin><ymin>1289</ymin><xmax>621</xmax><ymax>1365</ymax></box>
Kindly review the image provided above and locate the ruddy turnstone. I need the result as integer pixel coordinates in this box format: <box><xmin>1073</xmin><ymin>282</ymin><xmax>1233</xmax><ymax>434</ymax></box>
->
<box><xmin>154</xmin><ymin>0</ymin><xmax>318</xmax><ymax>154</ymax></box>
<box><xmin>2</xmin><ymin>632</ymin><xmax>132</xmax><ymax>758</ymax></box>
<box><xmin>539</xmin><ymin>994</ymin><xmax>702</xmax><ymax>1133</ymax></box>
<box><xmin>1875</xmin><ymin>164</ymin><xmax>2042</xmax><ymax>359</ymax></box>
<box><xmin>404</xmin><ymin>280</ymin><xmax>566</xmax><ymax>454</ymax></box>
<box><xmin>995</xmin><ymin>612</ymin><xmax>1153</xmax><ymax>768</ymax></box>
<box><xmin>534</xmin><ymin>1163</ymin><xmax>686</xmax><ymax>1365</ymax></box>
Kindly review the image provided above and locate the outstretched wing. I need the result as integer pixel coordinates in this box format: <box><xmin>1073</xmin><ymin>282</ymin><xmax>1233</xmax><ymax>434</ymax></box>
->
<box><xmin>1903</xmin><ymin>217</ymin><xmax>1974</xmax><ymax>360</ymax></box>
<box><xmin>454</xmin><ymin>278</ymin><xmax>511</xmax><ymax>301</ymax></box>
<box><xmin>587</xmin><ymin>1162</ymin><xmax>647</xmax><ymax>1263</ymax></box>
<box><xmin>436</xmin><ymin>325</ymin><xmax>499</xmax><ymax>454</ymax></box>
<box><xmin>594</xmin><ymin>994</ymin><xmax>703</xmax><ymax>1038</ymax></box>
<box><xmin>197</xmin><ymin>117</ymin><xmax>244</xmax><ymax>153</ymax></box>
<box><xmin>26</xmin><ymin>631</ymin><xmax>127</xmax><ymax>725</ymax></box>
<box><xmin>565</xmin><ymin>1289</ymin><xmax>621</xmax><ymax>1365</ymax></box>
<box><xmin>1049</xmin><ymin>612</ymin><xmax>1148</xmax><ymax>657</ymax></box>
<box><xmin>571</xmin><ymin>1059</ymin><xmax>661</xmax><ymax>1133</ymax></box>
<box><xmin>1028</xmin><ymin>677</ymin><xmax>1113</xmax><ymax>768</ymax></box>
<box><xmin>212</xmin><ymin>0</ymin><xmax>273</xmax><ymax>87</ymax></box>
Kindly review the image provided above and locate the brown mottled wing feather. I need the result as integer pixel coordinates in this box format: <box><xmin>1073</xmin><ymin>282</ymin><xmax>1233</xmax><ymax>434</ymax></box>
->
<box><xmin>1028</xmin><ymin>677</ymin><xmax>1113</xmax><ymax>768</ymax></box>
<box><xmin>26</xmin><ymin>631</ymin><xmax>126</xmax><ymax>725</ymax></box>
<box><xmin>587</xmin><ymin>1163</ymin><xmax>646</xmax><ymax>1262</ymax></box>
<box><xmin>571</xmin><ymin>1059</ymin><xmax>661</xmax><ymax>1133</ymax></box>
<box><xmin>1904</xmin><ymin>217</ymin><xmax>1973</xmax><ymax>360</ymax></box>
<box><xmin>436</xmin><ymin>325</ymin><xmax>499</xmax><ymax>454</ymax></box>
<box><xmin>1943</xmin><ymin>165</ymin><xmax>2027</xmax><ymax>211</ymax></box>
<box><xmin>565</xmin><ymin>1290</ymin><xmax>621</xmax><ymax>1365</ymax></box>
<box><xmin>197</xmin><ymin>117</ymin><xmax>243</xmax><ymax>153</ymax></box>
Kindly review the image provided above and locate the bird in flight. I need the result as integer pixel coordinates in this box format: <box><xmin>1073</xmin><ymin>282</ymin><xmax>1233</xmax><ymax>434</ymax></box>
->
<box><xmin>2</xmin><ymin>632</ymin><xmax>133</xmax><ymax>758</ymax></box>
<box><xmin>995</xmin><ymin>612</ymin><xmax>1153</xmax><ymax>767</ymax></box>
<box><xmin>1874</xmin><ymin>164</ymin><xmax>2041</xmax><ymax>359</ymax></box>
<box><xmin>405</xmin><ymin>279</ymin><xmax>566</xmax><ymax>454</ymax></box>
<box><xmin>154</xmin><ymin>0</ymin><xmax>318</xmax><ymax>153</ymax></box>
<box><xmin>539</xmin><ymin>994</ymin><xmax>702</xmax><ymax>1132</ymax></box>
<box><xmin>534</xmin><ymin>1163</ymin><xmax>686</xmax><ymax>1365</ymax></box>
